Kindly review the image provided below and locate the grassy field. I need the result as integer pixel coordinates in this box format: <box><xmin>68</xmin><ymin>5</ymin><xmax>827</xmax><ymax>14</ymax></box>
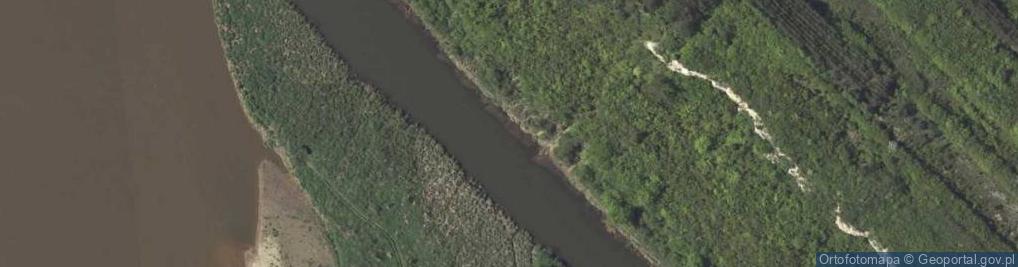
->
<box><xmin>212</xmin><ymin>0</ymin><xmax>561</xmax><ymax>265</ymax></box>
<box><xmin>406</xmin><ymin>0</ymin><xmax>1018</xmax><ymax>265</ymax></box>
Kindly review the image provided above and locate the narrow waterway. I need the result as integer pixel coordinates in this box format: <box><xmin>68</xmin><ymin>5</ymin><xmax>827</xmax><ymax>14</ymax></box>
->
<box><xmin>289</xmin><ymin>0</ymin><xmax>648</xmax><ymax>266</ymax></box>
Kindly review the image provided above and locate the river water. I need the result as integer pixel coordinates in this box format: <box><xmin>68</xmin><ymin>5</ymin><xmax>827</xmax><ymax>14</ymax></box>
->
<box><xmin>289</xmin><ymin>0</ymin><xmax>648</xmax><ymax>266</ymax></box>
<box><xmin>0</xmin><ymin>1</ymin><xmax>265</xmax><ymax>266</ymax></box>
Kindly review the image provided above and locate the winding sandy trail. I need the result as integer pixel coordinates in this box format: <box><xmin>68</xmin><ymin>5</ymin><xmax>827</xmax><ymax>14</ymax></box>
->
<box><xmin>644</xmin><ymin>41</ymin><xmax>808</xmax><ymax>192</ymax></box>
<box><xmin>835</xmin><ymin>206</ymin><xmax>889</xmax><ymax>252</ymax></box>
<box><xmin>644</xmin><ymin>41</ymin><xmax>889</xmax><ymax>252</ymax></box>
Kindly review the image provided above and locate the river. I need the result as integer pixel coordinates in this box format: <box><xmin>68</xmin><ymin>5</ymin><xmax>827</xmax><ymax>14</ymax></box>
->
<box><xmin>289</xmin><ymin>0</ymin><xmax>649</xmax><ymax>266</ymax></box>
<box><xmin>0</xmin><ymin>0</ymin><xmax>266</xmax><ymax>266</ymax></box>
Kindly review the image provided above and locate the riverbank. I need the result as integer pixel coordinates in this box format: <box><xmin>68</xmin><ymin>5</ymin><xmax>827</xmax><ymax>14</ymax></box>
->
<box><xmin>284</xmin><ymin>0</ymin><xmax>650</xmax><ymax>264</ymax></box>
<box><xmin>399</xmin><ymin>0</ymin><xmax>1015</xmax><ymax>264</ymax></box>
<box><xmin>213</xmin><ymin>0</ymin><xmax>558</xmax><ymax>265</ymax></box>
<box><xmin>392</xmin><ymin>1</ymin><xmax>659</xmax><ymax>264</ymax></box>
<box><xmin>246</xmin><ymin>159</ymin><xmax>335</xmax><ymax>267</ymax></box>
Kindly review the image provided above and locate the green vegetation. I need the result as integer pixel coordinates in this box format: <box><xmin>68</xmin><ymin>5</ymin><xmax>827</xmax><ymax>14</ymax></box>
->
<box><xmin>824</xmin><ymin>0</ymin><xmax>1018</xmax><ymax>244</ymax></box>
<box><xmin>406</xmin><ymin>0</ymin><xmax>1018</xmax><ymax>264</ymax></box>
<box><xmin>212</xmin><ymin>0</ymin><xmax>561</xmax><ymax>265</ymax></box>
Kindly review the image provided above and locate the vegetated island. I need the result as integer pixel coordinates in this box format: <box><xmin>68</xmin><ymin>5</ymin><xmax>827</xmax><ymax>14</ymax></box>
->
<box><xmin>403</xmin><ymin>0</ymin><xmax>1018</xmax><ymax>265</ymax></box>
<box><xmin>213</xmin><ymin>0</ymin><xmax>561</xmax><ymax>265</ymax></box>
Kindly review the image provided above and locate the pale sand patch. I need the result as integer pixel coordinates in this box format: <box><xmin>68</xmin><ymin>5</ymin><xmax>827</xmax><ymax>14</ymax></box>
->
<box><xmin>645</xmin><ymin>41</ymin><xmax>809</xmax><ymax>191</ymax></box>
<box><xmin>835</xmin><ymin>205</ymin><xmax>889</xmax><ymax>252</ymax></box>
<box><xmin>646</xmin><ymin>41</ymin><xmax>891</xmax><ymax>252</ymax></box>
<box><xmin>246</xmin><ymin>160</ymin><xmax>337</xmax><ymax>267</ymax></box>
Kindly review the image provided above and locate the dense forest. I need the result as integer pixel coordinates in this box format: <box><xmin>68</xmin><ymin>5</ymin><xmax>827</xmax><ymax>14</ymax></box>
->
<box><xmin>406</xmin><ymin>0</ymin><xmax>1018</xmax><ymax>265</ymax></box>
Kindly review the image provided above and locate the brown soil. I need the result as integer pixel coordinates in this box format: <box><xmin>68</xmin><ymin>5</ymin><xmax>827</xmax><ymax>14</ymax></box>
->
<box><xmin>246</xmin><ymin>160</ymin><xmax>336</xmax><ymax>267</ymax></box>
<box><xmin>0</xmin><ymin>1</ymin><xmax>266</xmax><ymax>266</ymax></box>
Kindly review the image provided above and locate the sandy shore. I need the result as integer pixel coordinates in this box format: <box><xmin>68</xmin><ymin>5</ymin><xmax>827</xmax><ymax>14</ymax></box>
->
<box><xmin>247</xmin><ymin>160</ymin><xmax>336</xmax><ymax>267</ymax></box>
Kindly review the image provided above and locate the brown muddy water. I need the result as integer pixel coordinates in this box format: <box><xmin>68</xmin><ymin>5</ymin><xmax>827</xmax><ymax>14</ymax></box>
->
<box><xmin>0</xmin><ymin>1</ymin><xmax>265</xmax><ymax>266</ymax></box>
<box><xmin>290</xmin><ymin>0</ymin><xmax>649</xmax><ymax>266</ymax></box>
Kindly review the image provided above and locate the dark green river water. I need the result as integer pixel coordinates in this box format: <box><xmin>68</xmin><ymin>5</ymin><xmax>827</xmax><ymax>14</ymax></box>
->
<box><xmin>289</xmin><ymin>0</ymin><xmax>649</xmax><ymax>266</ymax></box>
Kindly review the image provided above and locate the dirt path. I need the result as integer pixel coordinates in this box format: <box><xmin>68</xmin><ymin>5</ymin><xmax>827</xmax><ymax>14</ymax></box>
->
<box><xmin>835</xmin><ymin>206</ymin><xmax>889</xmax><ymax>252</ymax></box>
<box><xmin>645</xmin><ymin>41</ymin><xmax>808</xmax><ymax>191</ymax></box>
<box><xmin>645</xmin><ymin>40</ymin><xmax>889</xmax><ymax>252</ymax></box>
